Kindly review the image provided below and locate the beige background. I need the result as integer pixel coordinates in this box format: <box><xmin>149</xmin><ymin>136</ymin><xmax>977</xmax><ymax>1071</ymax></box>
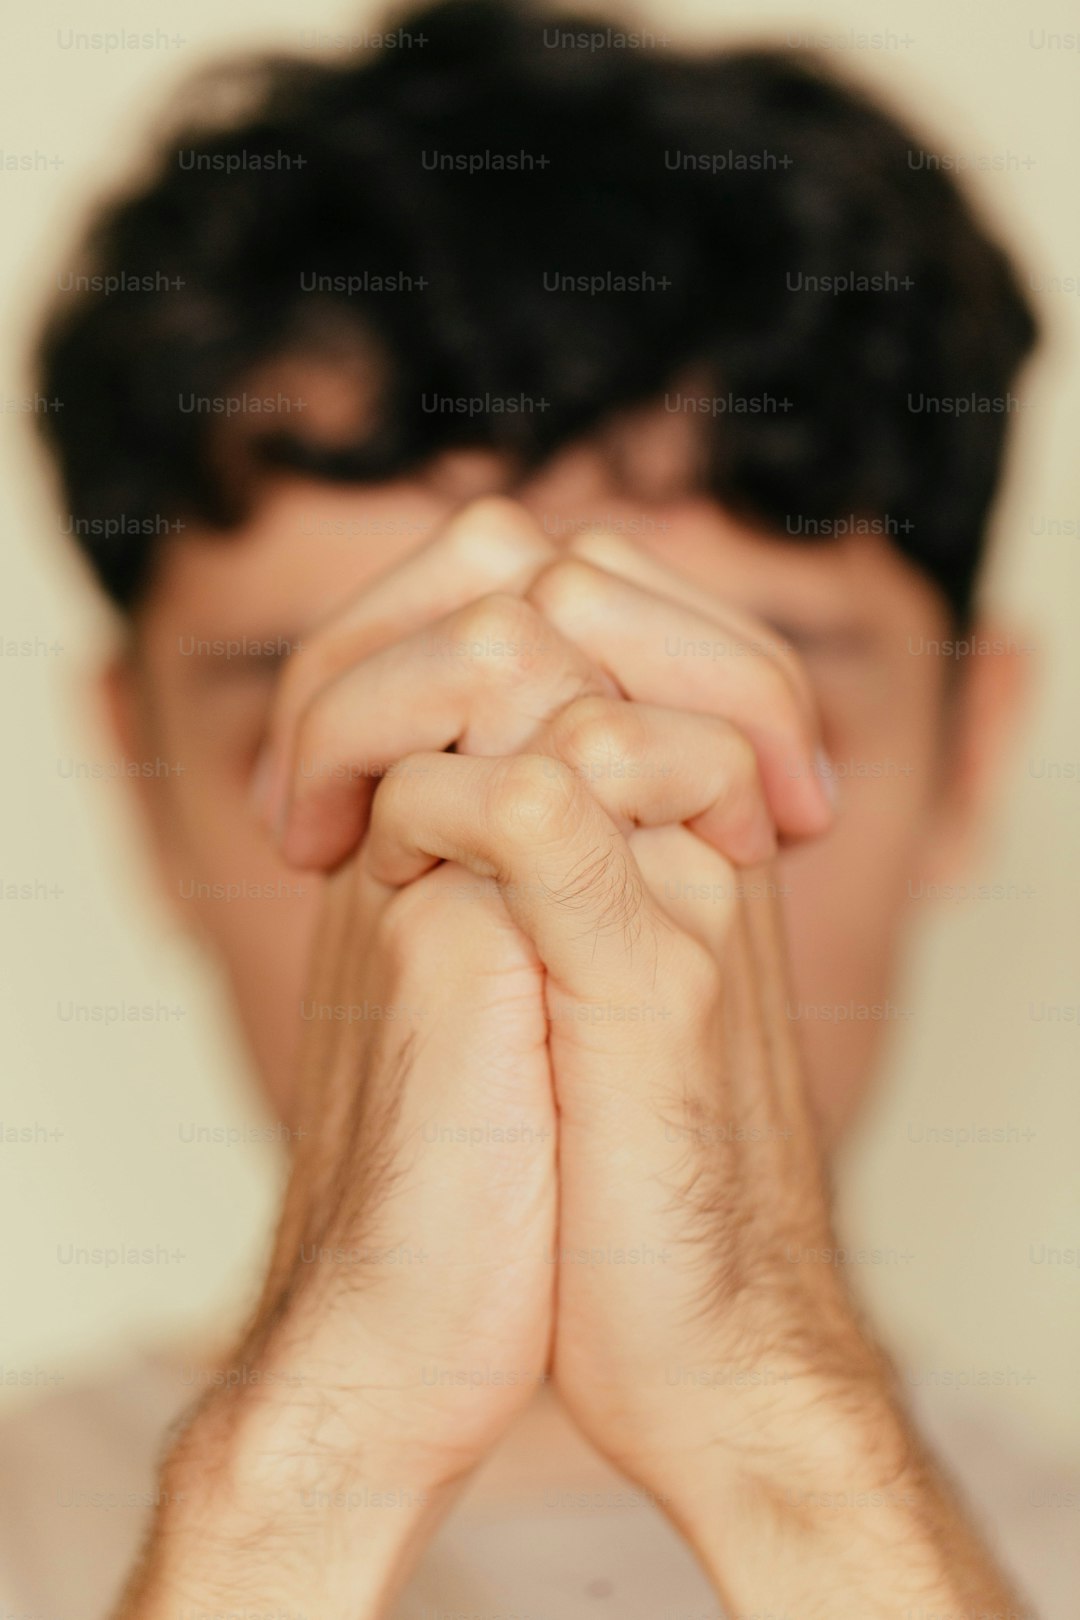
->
<box><xmin>1</xmin><ymin>0</ymin><xmax>1077</xmax><ymax>1460</ymax></box>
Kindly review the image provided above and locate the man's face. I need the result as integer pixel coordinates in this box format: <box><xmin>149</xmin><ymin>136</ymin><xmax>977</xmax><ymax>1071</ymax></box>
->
<box><xmin>117</xmin><ymin>408</ymin><xmax>975</xmax><ymax>1146</ymax></box>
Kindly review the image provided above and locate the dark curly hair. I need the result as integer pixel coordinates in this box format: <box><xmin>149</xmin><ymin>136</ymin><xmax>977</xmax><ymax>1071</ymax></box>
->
<box><xmin>35</xmin><ymin>0</ymin><xmax>1037</xmax><ymax>621</ymax></box>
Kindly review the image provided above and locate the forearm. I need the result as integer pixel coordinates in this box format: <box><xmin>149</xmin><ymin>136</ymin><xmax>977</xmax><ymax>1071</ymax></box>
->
<box><xmin>113</xmin><ymin>1387</ymin><xmax>456</xmax><ymax>1620</ymax></box>
<box><xmin>671</xmin><ymin>1386</ymin><xmax>1030</xmax><ymax>1619</ymax></box>
<box><xmin>106</xmin><ymin>836</ymin><xmax>559</xmax><ymax>1619</ymax></box>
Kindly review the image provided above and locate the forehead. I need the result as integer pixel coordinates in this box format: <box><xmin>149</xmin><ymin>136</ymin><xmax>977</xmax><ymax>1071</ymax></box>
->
<box><xmin>137</xmin><ymin>477</ymin><xmax>445</xmax><ymax>643</ymax></box>
<box><xmin>134</xmin><ymin>466</ymin><xmax>947</xmax><ymax>660</ymax></box>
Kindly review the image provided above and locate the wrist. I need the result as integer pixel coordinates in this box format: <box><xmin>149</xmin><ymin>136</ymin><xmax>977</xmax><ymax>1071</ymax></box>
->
<box><xmin>663</xmin><ymin>1376</ymin><xmax>939</xmax><ymax>1599</ymax></box>
<box><xmin>588</xmin><ymin>1305</ymin><xmax>896</xmax><ymax>1495</ymax></box>
<box><xmin>672</xmin><ymin>1393</ymin><xmax>1021</xmax><ymax>1617</ymax></box>
<box><xmin>636</xmin><ymin>1332</ymin><xmax>905</xmax><ymax>1531</ymax></box>
<box><xmin>122</xmin><ymin>1378</ymin><xmax>452</xmax><ymax>1619</ymax></box>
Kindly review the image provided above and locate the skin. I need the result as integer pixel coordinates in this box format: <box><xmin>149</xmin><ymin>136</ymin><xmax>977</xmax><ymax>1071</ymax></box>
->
<box><xmin>100</xmin><ymin>404</ymin><xmax>1028</xmax><ymax>1616</ymax></box>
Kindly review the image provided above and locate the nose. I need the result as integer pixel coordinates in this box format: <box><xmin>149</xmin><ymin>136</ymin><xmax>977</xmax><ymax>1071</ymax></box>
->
<box><xmin>419</xmin><ymin>448</ymin><xmax>518</xmax><ymax>503</ymax></box>
<box><xmin>422</xmin><ymin>444</ymin><xmax>622</xmax><ymax>551</ymax></box>
<box><xmin>514</xmin><ymin>443</ymin><xmax>618</xmax><ymax>529</ymax></box>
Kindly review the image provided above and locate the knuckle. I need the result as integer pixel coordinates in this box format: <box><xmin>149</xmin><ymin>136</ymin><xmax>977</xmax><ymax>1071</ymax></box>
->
<box><xmin>551</xmin><ymin>695</ymin><xmax>644</xmax><ymax>775</ymax></box>
<box><xmin>484</xmin><ymin>753</ymin><xmax>581</xmax><ymax>847</ymax></box>
<box><xmin>443</xmin><ymin>496</ymin><xmax>554</xmax><ymax>576</ymax></box>
<box><xmin>527</xmin><ymin>555</ymin><xmax>604</xmax><ymax>619</ymax></box>
<box><xmin>449</xmin><ymin>592</ymin><xmax>543</xmax><ymax>677</ymax></box>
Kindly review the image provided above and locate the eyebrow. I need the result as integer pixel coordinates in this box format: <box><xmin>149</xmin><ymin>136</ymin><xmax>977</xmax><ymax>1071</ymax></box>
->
<box><xmin>180</xmin><ymin>611</ymin><xmax>878</xmax><ymax>686</ymax></box>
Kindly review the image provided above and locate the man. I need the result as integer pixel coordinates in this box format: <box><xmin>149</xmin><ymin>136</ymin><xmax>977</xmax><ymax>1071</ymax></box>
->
<box><xmin>9</xmin><ymin>0</ymin><xmax>1074</xmax><ymax>1614</ymax></box>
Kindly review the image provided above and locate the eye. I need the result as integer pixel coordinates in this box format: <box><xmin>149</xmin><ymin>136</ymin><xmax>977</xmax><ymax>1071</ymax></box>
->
<box><xmin>764</xmin><ymin>618</ymin><xmax>879</xmax><ymax>661</ymax></box>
